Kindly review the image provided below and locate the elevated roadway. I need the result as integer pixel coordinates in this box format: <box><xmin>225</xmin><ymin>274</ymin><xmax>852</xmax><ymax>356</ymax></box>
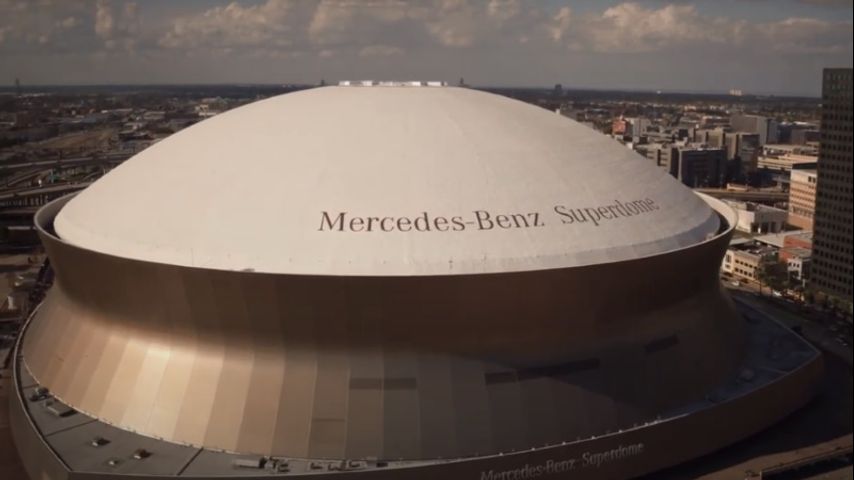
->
<box><xmin>695</xmin><ymin>188</ymin><xmax>789</xmax><ymax>205</ymax></box>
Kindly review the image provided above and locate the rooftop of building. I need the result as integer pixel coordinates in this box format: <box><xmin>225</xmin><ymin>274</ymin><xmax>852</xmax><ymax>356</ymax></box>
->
<box><xmin>790</xmin><ymin>168</ymin><xmax>818</xmax><ymax>177</ymax></box>
<box><xmin>728</xmin><ymin>241</ymin><xmax>779</xmax><ymax>258</ymax></box>
<box><xmin>761</xmin><ymin>144</ymin><xmax>819</xmax><ymax>156</ymax></box>
<box><xmin>783</xmin><ymin>247</ymin><xmax>812</xmax><ymax>260</ymax></box>
<box><xmin>725</xmin><ymin>200</ymin><xmax>787</xmax><ymax>214</ymax></box>
<box><xmin>755</xmin><ymin>230</ymin><xmax>813</xmax><ymax>248</ymax></box>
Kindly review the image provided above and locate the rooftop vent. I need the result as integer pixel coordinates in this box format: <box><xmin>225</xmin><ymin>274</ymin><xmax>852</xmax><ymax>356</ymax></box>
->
<box><xmin>268</xmin><ymin>459</ymin><xmax>290</xmax><ymax>473</ymax></box>
<box><xmin>337</xmin><ymin>80</ymin><xmax>447</xmax><ymax>87</ymax></box>
<box><xmin>233</xmin><ymin>457</ymin><xmax>266</xmax><ymax>469</ymax></box>
<box><xmin>132</xmin><ymin>448</ymin><xmax>152</xmax><ymax>460</ymax></box>
<box><xmin>91</xmin><ymin>436</ymin><xmax>110</xmax><ymax>447</ymax></box>
<box><xmin>29</xmin><ymin>387</ymin><xmax>50</xmax><ymax>402</ymax></box>
<box><xmin>44</xmin><ymin>399</ymin><xmax>75</xmax><ymax>417</ymax></box>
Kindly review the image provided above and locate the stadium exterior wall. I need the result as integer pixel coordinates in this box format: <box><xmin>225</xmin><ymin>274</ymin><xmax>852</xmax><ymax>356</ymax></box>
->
<box><xmin>21</xmin><ymin>194</ymin><xmax>747</xmax><ymax>461</ymax></box>
<box><xmin>10</xmin><ymin>193</ymin><xmax>822</xmax><ymax>479</ymax></box>
<box><xmin>10</xmin><ymin>324</ymin><xmax>824</xmax><ymax>480</ymax></box>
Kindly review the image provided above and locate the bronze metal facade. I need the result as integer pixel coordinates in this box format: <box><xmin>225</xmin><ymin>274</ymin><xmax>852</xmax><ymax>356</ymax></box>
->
<box><xmin>7</xmin><ymin>194</ymin><xmax>826</xmax><ymax>479</ymax></box>
<box><xmin>19</xmin><ymin>194</ymin><xmax>747</xmax><ymax>462</ymax></box>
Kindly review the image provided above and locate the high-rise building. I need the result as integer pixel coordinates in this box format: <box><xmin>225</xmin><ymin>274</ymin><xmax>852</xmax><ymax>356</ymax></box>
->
<box><xmin>625</xmin><ymin>116</ymin><xmax>652</xmax><ymax>136</ymax></box>
<box><xmin>789</xmin><ymin>128</ymin><xmax>820</xmax><ymax>145</ymax></box>
<box><xmin>731</xmin><ymin>113</ymin><xmax>779</xmax><ymax>145</ymax></box>
<box><xmin>725</xmin><ymin>132</ymin><xmax>761</xmax><ymax>171</ymax></box>
<box><xmin>788</xmin><ymin>169</ymin><xmax>818</xmax><ymax>230</ymax></box>
<box><xmin>640</xmin><ymin>144</ymin><xmax>726</xmax><ymax>188</ymax></box>
<box><xmin>676</xmin><ymin>146</ymin><xmax>727</xmax><ymax>188</ymax></box>
<box><xmin>811</xmin><ymin>68</ymin><xmax>853</xmax><ymax>303</ymax></box>
<box><xmin>779</xmin><ymin>122</ymin><xmax>820</xmax><ymax>145</ymax></box>
<box><xmin>693</xmin><ymin>127</ymin><xmax>728</xmax><ymax>148</ymax></box>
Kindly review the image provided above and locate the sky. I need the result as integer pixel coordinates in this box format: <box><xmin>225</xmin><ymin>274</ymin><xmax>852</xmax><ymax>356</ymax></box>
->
<box><xmin>0</xmin><ymin>0</ymin><xmax>852</xmax><ymax>96</ymax></box>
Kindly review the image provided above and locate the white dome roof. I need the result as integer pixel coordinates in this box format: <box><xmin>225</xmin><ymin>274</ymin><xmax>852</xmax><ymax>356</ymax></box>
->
<box><xmin>55</xmin><ymin>86</ymin><xmax>719</xmax><ymax>276</ymax></box>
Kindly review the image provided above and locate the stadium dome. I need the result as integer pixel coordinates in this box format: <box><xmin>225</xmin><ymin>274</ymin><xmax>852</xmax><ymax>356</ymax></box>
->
<box><xmin>54</xmin><ymin>86</ymin><xmax>719</xmax><ymax>275</ymax></box>
<box><xmin>12</xmin><ymin>85</ymin><xmax>822</xmax><ymax>480</ymax></box>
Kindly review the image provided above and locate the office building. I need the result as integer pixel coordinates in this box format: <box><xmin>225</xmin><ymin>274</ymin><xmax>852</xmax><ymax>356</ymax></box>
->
<box><xmin>788</xmin><ymin>169</ymin><xmax>818</xmax><ymax>230</ymax></box>
<box><xmin>721</xmin><ymin>242</ymin><xmax>782</xmax><ymax>284</ymax></box>
<box><xmin>811</xmin><ymin>68</ymin><xmax>853</xmax><ymax>303</ymax></box>
<box><xmin>731</xmin><ymin>113</ymin><xmax>780</xmax><ymax>145</ymax></box>
<box><xmin>642</xmin><ymin>144</ymin><xmax>726</xmax><ymax>188</ymax></box>
<box><xmin>757</xmin><ymin>144</ymin><xmax>819</xmax><ymax>172</ymax></box>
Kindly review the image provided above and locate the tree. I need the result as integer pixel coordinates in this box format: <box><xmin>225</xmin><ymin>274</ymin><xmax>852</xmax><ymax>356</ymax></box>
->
<box><xmin>804</xmin><ymin>289</ymin><xmax>815</xmax><ymax>305</ymax></box>
<box><xmin>757</xmin><ymin>261</ymin><xmax>787</xmax><ymax>296</ymax></box>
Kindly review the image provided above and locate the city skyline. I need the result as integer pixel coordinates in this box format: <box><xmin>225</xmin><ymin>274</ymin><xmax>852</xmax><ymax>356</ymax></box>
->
<box><xmin>1</xmin><ymin>0</ymin><xmax>852</xmax><ymax>96</ymax></box>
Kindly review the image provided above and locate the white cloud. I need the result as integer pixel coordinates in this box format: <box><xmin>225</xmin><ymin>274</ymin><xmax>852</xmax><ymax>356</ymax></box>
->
<box><xmin>93</xmin><ymin>0</ymin><xmax>139</xmax><ymax>51</ymax></box>
<box><xmin>359</xmin><ymin>44</ymin><xmax>404</xmax><ymax>56</ymax></box>
<box><xmin>94</xmin><ymin>0</ymin><xmax>114</xmax><ymax>39</ymax></box>
<box><xmin>487</xmin><ymin>0</ymin><xmax>520</xmax><ymax>23</ymax></box>
<box><xmin>571</xmin><ymin>2</ymin><xmax>742</xmax><ymax>53</ymax></box>
<box><xmin>57</xmin><ymin>16</ymin><xmax>80</xmax><ymax>29</ymax></box>
<box><xmin>757</xmin><ymin>17</ymin><xmax>853</xmax><ymax>54</ymax></box>
<box><xmin>159</xmin><ymin>0</ymin><xmax>301</xmax><ymax>49</ymax></box>
<box><xmin>308</xmin><ymin>0</ymin><xmax>415</xmax><ymax>46</ymax></box>
<box><xmin>543</xmin><ymin>1</ymin><xmax>851</xmax><ymax>58</ymax></box>
<box><xmin>0</xmin><ymin>0</ymin><xmax>92</xmax><ymax>50</ymax></box>
<box><xmin>158</xmin><ymin>0</ymin><xmax>534</xmax><ymax>53</ymax></box>
<box><xmin>547</xmin><ymin>6</ymin><xmax>571</xmax><ymax>42</ymax></box>
<box><xmin>1</xmin><ymin>0</ymin><xmax>851</xmax><ymax>95</ymax></box>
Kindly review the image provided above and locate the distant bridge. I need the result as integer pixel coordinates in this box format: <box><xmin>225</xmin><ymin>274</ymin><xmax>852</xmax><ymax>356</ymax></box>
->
<box><xmin>0</xmin><ymin>182</ymin><xmax>91</xmax><ymax>209</ymax></box>
<box><xmin>0</xmin><ymin>152</ymin><xmax>129</xmax><ymax>176</ymax></box>
<box><xmin>695</xmin><ymin>189</ymin><xmax>789</xmax><ymax>205</ymax></box>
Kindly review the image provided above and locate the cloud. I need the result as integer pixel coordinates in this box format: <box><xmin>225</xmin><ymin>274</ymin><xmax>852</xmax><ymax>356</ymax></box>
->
<box><xmin>564</xmin><ymin>3</ymin><xmax>743</xmax><ymax>53</ymax></box>
<box><xmin>93</xmin><ymin>0</ymin><xmax>139</xmax><ymax>51</ymax></box>
<box><xmin>94</xmin><ymin>0</ymin><xmax>114</xmax><ymax>39</ymax></box>
<box><xmin>422</xmin><ymin>0</ymin><xmax>537</xmax><ymax>47</ymax></box>
<box><xmin>547</xmin><ymin>6</ymin><xmax>571</xmax><ymax>42</ymax></box>
<box><xmin>0</xmin><ymin>0</ymin><xmax>93</xmax><ymax>51</ymax></box>
<box><xmin>308</xmin><ymin>0</ymin><xmax>418</xmax><ymax>47</ymax></box>
<box><xmin>757</xmin><ymin>17</ymin><xmax>853</xmax><ymax>54</ymax></box>
<box><xmin>544</xmin><ymin>1</ymin><xmax>851</xmax><ymax>58</ymax></box>
<box><xmin>358</xmin><ymin>44</ymin><xmax>404</xmax><ymax>56</ymax></box>
<box><xmin>159</xmin><ymin>0</ymin><xmax>303</xmax><ymax>50</ymax></box>
<box><xmin>157</xmin><ymin>0</ymin><xmax>544</xmax><ymax>53</ymax></box>
<box><xmin>487</xmin><ymin>0</ymin><xmax>520</xmax><ymax>23</ymax></box>
<box><xmin>0</xmin><ymin>0</ymin><xmax>851</xmax><ymax>94</ymax></box>
<box><xmin>797</xmin><ymin>0</ymin><xmax>852</xmax><ymax>7</ymax></box>
<box><xmin>154</xmin><ymin>0</ymin><xmax>847</xmax><ymax>60</ymax></box>
<box><xmin>57</xmin><ymin>16</ymin><xmax>80</xmax><ymax>30</ymax></box>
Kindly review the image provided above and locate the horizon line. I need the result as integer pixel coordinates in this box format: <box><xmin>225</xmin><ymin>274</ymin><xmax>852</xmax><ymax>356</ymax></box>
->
<box><xmin>0</xmin><ymin>82</ymin><xmax>823</xmax><ymax>99</ymax></box>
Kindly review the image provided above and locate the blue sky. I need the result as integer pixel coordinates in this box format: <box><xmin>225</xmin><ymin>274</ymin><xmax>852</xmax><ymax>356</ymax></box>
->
<box><xmin>1</xmin><ymin>0</ymin><xmax>851</xmax><ymax>95</ymax></box>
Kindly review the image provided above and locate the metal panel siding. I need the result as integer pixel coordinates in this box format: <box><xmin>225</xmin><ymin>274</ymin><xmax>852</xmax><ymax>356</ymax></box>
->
<box><xmin>21</xmin><ymin>195</ymin><xmax>750</xmax><ymax>461</ymax></box>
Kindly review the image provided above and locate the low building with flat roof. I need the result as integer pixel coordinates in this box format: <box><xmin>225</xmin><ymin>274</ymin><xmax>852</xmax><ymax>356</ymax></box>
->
<box><xmin>726</xmin><ymin>201</ymin><xmax>788</xmax><ymax>235</ymax></box>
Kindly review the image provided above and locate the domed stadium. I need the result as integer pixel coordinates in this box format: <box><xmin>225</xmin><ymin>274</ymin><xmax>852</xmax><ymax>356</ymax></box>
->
<box><xmin>10</xmin><ymin>84</ymin><xmax>822</xmax><ymax>480</ymax></box>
